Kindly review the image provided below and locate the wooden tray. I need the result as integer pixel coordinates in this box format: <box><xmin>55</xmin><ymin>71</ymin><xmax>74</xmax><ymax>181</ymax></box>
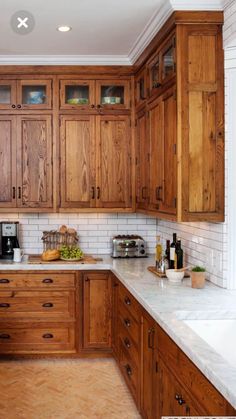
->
<box><xmin>28</xmin><ymin>254</ymin><xmax>102</xmax><ymax>264</ymax></box>
<box><xmin>148</xmin><ymin>266</ymin><xmax>190</xmax><ymax>278</ymax></box>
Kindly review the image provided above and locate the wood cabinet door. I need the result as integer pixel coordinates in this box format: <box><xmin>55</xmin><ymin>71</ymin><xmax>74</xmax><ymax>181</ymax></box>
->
<box><xmin>161</xmin><ymin>86</ymin><xmax>177</xmax><ymax>214</ymax></box>
<box><xmin>141</xmin><ymin>313</ymin><xmax>155</xmax><ymax>419</ymax></box>
<box><xmin>82</xmin><ymin>272</ymin><xmax>112</xmax><ymax>350</ymax></box>
<box><xmin>17</xmin><ymin>79</ymin><xmax>52</xmax><ymax>110</ymax></box>
<box><xmin>60</xmin><ymin>115</ymin><xmax>96</xmax><ymax>209</ymax></box>
<box><xmin>59</xmin><ymin>79</ymin><xmax>95</xmax><ymax>110</ymax></box>
<box><xmin>96</xmin><ymin>115</ymin><xmax>132</xmax><ymax>209</ymax></box>
<box><xmin>0</xmin><ymin>116</ymin><xmax>17</xmax><ymax>207</ymax></box>
<box><xmin>159</xmin><ymin>358</ymin><xmax>201</xmax><ymax>417</ymax></box>
<box><xmin>148</xmin><ymin>96</ymin><xmax>164</xmax><ymax>212</ymax></box>
<box><xmin>96</xmin><ymin>80</ymin><xmax>131</xmax><ymax>110</ymax></box>
<box><xmin>0</xmin><ymin>80</ymin><xmax>17</xmax><ymax>110</ymax></box>
<box><xmin>111</xmin><ymin>275</ymin><xmax>119</xmax><ymax>360</ymax></box>
<box><xmin>16</xmin><ymin>115</ymin><xmax>53</xmax><ymax>208</ymax></box>
<box><xmin>136</xmin><ymin>109</ymin><xmax>149</xmax><ymax>210</ymax></box>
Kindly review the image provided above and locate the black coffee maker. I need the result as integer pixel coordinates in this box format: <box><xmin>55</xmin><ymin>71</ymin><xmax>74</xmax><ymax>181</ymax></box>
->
<box><xmin>0</xmin><ymin>222</ymin><xmax>20</xmax><ymax>260</ymax></box>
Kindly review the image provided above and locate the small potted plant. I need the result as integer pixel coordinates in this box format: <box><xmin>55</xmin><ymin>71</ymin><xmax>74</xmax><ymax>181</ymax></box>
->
<box><xmin>190</xmin><ymin>266</ymin><xmax>206</xmax><ymax>289</ymax></box>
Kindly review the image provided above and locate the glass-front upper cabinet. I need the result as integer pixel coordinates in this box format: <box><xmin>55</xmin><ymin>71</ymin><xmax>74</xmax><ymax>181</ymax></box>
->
<box><xmin>0</xmin><ymin>81</ymin><xmax>17</xmax><ymax>110</ymax></box>
<box><xmin>18</xmin><ymin>80</ymin><xmax>52</xmax><ymax>109</ymax></box>
<box><xmin>96</xmin><ymin>80</ymin><xmax>130</xmax><ymax>110</ymax></box>
<box><xmin>135</xmin><ymin>68</ymin><xmax>146</xmax><ymax>108</ymax></box>
<box><xmin>60</xmin><ymin>80</ymin><xmax>95</xmax><ymax>110</ymax></box>
<box><xmin>148</xmin><ymin>33</ymin><xmax>176</xmax><ymax>98</ymax></box>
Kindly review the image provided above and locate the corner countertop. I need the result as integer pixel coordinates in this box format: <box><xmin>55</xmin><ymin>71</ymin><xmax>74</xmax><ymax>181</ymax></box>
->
<box><xmin>1</xmin><ymin>255</ymin><xmax>236</xmax><ymax>409</ymax></box>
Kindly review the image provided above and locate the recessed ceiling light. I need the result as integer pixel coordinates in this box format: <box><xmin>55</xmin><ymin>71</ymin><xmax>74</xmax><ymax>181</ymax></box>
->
<box><xmin>57</xmin><ymin>25</ymin><xmax>72</xmax><ymax>32</ymax></box>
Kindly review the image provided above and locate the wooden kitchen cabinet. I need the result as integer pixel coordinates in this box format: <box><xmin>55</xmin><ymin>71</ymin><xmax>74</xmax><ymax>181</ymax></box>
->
<box><xmin>136</xmin><ymin>109</ymin><xmax>149</xmax><ymax>210</ymax></box>
<box><xmin>0</xmin><ymin>78</ymin><xmax>52</xmax><ymax>110</ymax></box>
<box><xmin>96</xmin><ymin>115</ymin><xmax>132</xmax><ymax>209</ymax></box>
<box><xmin>0</xmin><ymin>115</ymin><xmax>53</xmax><ymax>210</ymax></box>
<box><xmin>59</xmin><ymin>79</ymin><xmax>95</xmax><ymax>110</ymax></box>
<box><xmin>60</xmin><ymin>115</ymin><xmax>96</xmax><ymax>209</ymax></box>
<box><xmin>82</xmin><ymin>271</ymin><xmax>112</xmax><ymax>351</ymax></box>
<box><xmin>148</xmin><ymin>86</ymin><xmax>177</xmax><ymax>217</ymax></box>
<box><xmin>135</xmin><ymin>68</ymin><xmax>147</xmax><ymax>109</ymax></box>
<box><xmin>141</xmin><ymin>312</ymin><xmax>156</xmax><ymax>419</ymax></box>
<box><xmin>96</xmin><ymin>79</ymin><xmax>131</xmax><ymax>110</ymax></box>
<box><xmin>59</xmin><ymin>114</ymin><xmax>132</xmax><ymax>210</ymax></box>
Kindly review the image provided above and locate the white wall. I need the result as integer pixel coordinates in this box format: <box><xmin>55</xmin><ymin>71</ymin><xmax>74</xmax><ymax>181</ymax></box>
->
<box><xmin>0</xmin><ymin>213</ymin><xmax>157</xmax><ymax>256</ymax></box>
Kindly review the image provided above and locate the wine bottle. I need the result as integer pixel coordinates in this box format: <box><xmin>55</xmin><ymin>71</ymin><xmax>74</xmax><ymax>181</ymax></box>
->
<box><xmin>169</xmin><ymin>233</ymin><xmax>177</xmax><ymax>269</ymax></box>
<box><xmin>175</xmin><ymin>239</ymin><xmax>183</xmax><ymax>269</ymax></box>
<box><xmin>155</xmin><ymin>235</ymin><xmax>162</xmax><ymax>269</ymax></box>
<box><xmin>165</xmin><ymin>240</ymin><xmax>170</xmax><ymax>265</ymax></box>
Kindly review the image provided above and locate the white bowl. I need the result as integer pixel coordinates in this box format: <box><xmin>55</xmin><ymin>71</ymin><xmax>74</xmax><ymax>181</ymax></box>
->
<box><xmin>166</xmin><ymin>269</ymin><xmax>184</xmax><ymax>283</ymax></box>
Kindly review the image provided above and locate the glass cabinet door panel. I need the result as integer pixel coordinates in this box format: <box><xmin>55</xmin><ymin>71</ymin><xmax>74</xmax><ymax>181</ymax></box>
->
<box><xmin>139</xmin><ymin>77</ymin><xmax>145</xmax><ymax>100</ymax></box>
<box><xmin>0</xmin><ymin>81</ymin><xmax>17</xmax><ymax>109</ymax></box>
<box><xmin>162</xmin><ymin>37</ymin><xmax>176</xmax><ymax>81</ymax></box>
<box><xmin>150</xmin><ymin>55</ymin><xmax>161</xmax><ymax>91</ymax></box>
<box><xmin>96</xmin><ymin>80</ymin><xmax>130</xmax><ymax>109</ymax></box>
<box><xmin>60</xmin><ymin>80</ymin><xmax>95</xmax><ymax>109</ymax></box>
<box><xmin>18</xmin><ymin>80</ymin><xmax>52</xmax><ymax>109</ymax></box>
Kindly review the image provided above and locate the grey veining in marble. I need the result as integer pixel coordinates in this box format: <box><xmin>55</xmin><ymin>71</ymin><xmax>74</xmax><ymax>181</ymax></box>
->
<box><xmin>0</xmin><ymin>255</ymin><xmax>236</xmax><ymax>409</ymax></box>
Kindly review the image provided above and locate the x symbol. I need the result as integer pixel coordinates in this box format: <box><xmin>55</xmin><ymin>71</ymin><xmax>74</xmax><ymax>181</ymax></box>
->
<box><xmin>17</xmin><ymin>17</ymin><xmax>28</xmax><ymax>28</ymax></box>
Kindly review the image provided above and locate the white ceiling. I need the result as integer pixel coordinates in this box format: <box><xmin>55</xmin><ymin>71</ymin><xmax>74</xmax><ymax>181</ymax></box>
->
<box><xmin>0</xmin><ymin>0</ymin><xmax>224</xmax><ymax>65</ymax></box>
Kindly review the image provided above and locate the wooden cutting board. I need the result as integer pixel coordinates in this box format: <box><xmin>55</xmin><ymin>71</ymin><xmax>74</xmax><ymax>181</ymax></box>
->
<box><xmin>28</xmin><ymin>254</ymin><xmax>102</xmax><ymax>264</ymax></box>
<box><xmin>148</xmin><ymin>266</ymin><xmax>190</xmax><ymax>278</ymax></box>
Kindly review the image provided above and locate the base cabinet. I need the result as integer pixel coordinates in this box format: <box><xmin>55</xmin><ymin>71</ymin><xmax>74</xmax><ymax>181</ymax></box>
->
<box><xmin>141</xmin><ymin>312</ymin><xmax>156</xmax><ymax>419</ymax></box>
<box><xmin>81</xmin><ymin>271</ymin><xmax>112</xmax><ymax>352</ymax></box>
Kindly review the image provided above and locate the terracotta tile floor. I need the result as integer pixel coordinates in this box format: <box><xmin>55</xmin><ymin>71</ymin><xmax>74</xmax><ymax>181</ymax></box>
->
<box><xmin>0</xmin><ymin>358</ymin><xmax>141</xmax><ymax>419</ymax></box>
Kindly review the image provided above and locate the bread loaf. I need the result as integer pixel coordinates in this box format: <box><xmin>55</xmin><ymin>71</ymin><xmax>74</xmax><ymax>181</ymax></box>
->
<box><xmin>41</xmin><ymin>249</ymin><xmax>60</xmax><ymax>261</ymax></box>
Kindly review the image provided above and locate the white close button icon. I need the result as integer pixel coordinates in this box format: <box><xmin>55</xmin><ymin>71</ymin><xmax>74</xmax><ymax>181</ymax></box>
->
<box><xmin>17</xmin><ymin>17</ymin><xmax>29</xmax><ymax>29</ymax></box>
<box><xmin>11</xmin><ymin>10</ymin><xmax>35</xmax><ymax>34</ymax></box>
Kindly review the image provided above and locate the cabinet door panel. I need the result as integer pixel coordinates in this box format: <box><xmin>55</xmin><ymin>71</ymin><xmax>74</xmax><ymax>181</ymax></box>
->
<box><xmin>17</xmin><ymin>115</ymin><xmax>53</xmax><ymax>208</ymax></box>
<box><xmin>96</xmin><ymin>115</ymin><xmax>131</xmax><ymax>208</ymax></box>
<box><xmin>17</xmin><ymin>79</ymin><xmax>52</xmax><ymax>110</ymax></box>
<box><xmin>162</xmin><ymin>88</ymin><xmax>177</xmax><ymax>214</ymax></box>
<box><xmin>0</xmin><ymin>116</ymin><xmax>17</xmax><ymax>207</ymax></box>
<box><xmin>141</xmin><ymin>314</ymin><xmax>155</xmax><ymax>419</ymax></box>
<box><xmin>83</xmin><ymin>272</ymin><xmax>112</xmax><ymax>350</ymax></box>
<box><xmin>136</xmin><ymin>110</ymin><xmax>149</xmax><ymax>210</ymax></box>
<box><xmin>0</xmin><ymin>81</ymin><xmax>17</xmax><ymax>110</ymax></box>
<box><xmin>149</xmin><ymin>97</ymin><xmax>164</xmax><ymax>211</ymax></box>
<box><xmin>60</xmin><ymin>115</ymin><xmax>96</xmax><ymax>208</ymax></box>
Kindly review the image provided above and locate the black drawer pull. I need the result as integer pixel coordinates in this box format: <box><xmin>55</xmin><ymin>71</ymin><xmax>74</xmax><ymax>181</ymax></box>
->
<box><xmin>42</xmin><ymin>302</ymin><xmax>53</xmax><ymax>308</ymax></box>
<box><xmin>42</xmin><ymin>278</ymin><xmax>53</xmax><ymax>284</ymax></box>
<box><xmin>124</xmin><ymin>337</ymin><xmax>131</xmax><ymax>349</ymax></box>
<box><xmin>0</xmin><ymin>279</ymin><xmax>10</xmax><ymax>284</ymax></box>
<box><xmin>124</xmin><ymin>297</ymin><xmax>131</xmax><ymax>306</ymax></box>
<box><xmin>0</xmin><ymin>303</ymin><xmax>10</xmax><ymax>308</ymax></box>
<box><xmin>42</xmin><ymin>333</ymin><xmax>54</xmax><ymax>339</ymax></box>
<box><xmin>0</xmin><ymin>333</ymin><xmax>10</xmax><ymax>339</ymax></box>
<box><xmin>124</xmin><ymin>318</ymin><xmax>131</xmax><ymax>327</ymax></box>
<box><xmin>178</xmin><ymin>398</ymin><xmax>186</xmax><ymax>406</ymax></box>
<box><xmin>125</xmin><ymin>364</ymin><xmax>132</xmax><ymax>376</ymax></box>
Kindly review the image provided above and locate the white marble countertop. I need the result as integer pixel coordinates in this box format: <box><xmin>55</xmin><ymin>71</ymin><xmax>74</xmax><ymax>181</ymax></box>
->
<box><xmin>1</xmin><ymin>255</ymin><xmax>236</xmax><ymax>409</ymax></box>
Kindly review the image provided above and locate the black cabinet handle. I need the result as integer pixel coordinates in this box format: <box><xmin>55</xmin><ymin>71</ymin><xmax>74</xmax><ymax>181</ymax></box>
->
<box><xmin>18</xmin><ymin>187</ymin><xmax>21</xmax><ymax>199</ymax></box>
<box><xmin>0</xmin><ymin>303</ymin><xmax>10</xmax><ymax>308</ymax></box>
<box><xmin>148</xmin><ymin>328</ymin><xmax>154</xmax><ymax>349</ymax></box>
<box><xmin>124</xmin><ymin>337</ymin><xmax>131</xmax><ymax>349</ymax></box>
<box><xmin>97</xmin><ymin>104</ymin><xmax>101</xmax><ymax>109</ymax></box>
<box><xmin>124</xmin><ymin>318</ymin><xmax>131</xmax><ymax>328</ymax></box>
<box><xmin>153</xmin><ymin>82</ymin><xmax>162</xmax><ymax>88</ymax></box>
<box><xmin>91</xmin><ymin>187</ymin><xmax>95</xmax><ymax>199</ymax></box>
<box><xmin>156</xmin><ymin>186</ymin><xmax>162</xmax><ymax>201</ymax></box>
<box><xmin>0</xmin><ymin>333</ymin><xmax>10</xmax><ymax>339</ymax></box>
<box><xmin>0</xmin><ymin>279</ymin><xmax>10</xmax><ymax>284</ymax></box>
<box><xmin>125</xmin><ymin>364</ymin><xmax>132</xmax><ymax>376</ymax></box>
<box><xmin>17</xmin><ymin>104</ymin><xmax>22</xmax><ymax>109</ymax></box>
<box><xmin>42</xmin><ymin>302</ymin><xmax>53</xmax><ymax>308</ymax></box>
<box><xmin>97</xmin><ymin>187</ymin><xmax>100</xmax><ymax>199</ymax></box>
<box><xmin>42</xmin><ymin>333</ymin><xmax>53</xmax><ymax>339</ymax></box>
<box><xmin>90</xmin><ymin>104</ymin><xmax>95</xmax><ymax>108</ymax></box>
<box><xmin>12</xmin><ymin>187</ymin><xmax>16</xmax><ymax>199</ymax></box>
<box><xmin>42</xmin><ymin>278</ymin><xmax>53</xmax><ymax>284</ymax></box>
<box><xmin>124</xmin><ymin>297</ymin><xmax>131</xmax><ymax>306</ymax></box>
<box><xmin>178</xmin><ymin>398</ymin><xmax>186</xmax><ymax>406</ymax></box>
<box><xmin>141</xmin><ymin>187</ymin><xmax>147</xmax><ymax>200</ymax></box>
<box><xmin>11</xmin><ymin>104</ymin><xmax>16</xmax><ymax>109</ymax></box>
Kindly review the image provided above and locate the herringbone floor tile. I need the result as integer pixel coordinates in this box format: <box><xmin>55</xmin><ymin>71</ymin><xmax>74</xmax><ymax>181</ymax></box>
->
<box><xmin>0</xmin><ymin>358</ymin><xmax>141</xmax><ymax>419</ymax></box>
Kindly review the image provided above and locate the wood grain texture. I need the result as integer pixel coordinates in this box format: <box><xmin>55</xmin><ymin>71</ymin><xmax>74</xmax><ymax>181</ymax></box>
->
<box><xmin>60</xmin><ymin>115</ymin><xmax>96</xmax><ymax>208</ymax></box>
<box><xmin>0</xmin><ymin>116</ymin><xmax>17</xmax><ymax>207</ymax></box>
<box><xmin>96</xmin><ymin>115</ymin><xmax>131</xmax><ymax>208</ymax></box>
<box><xmin>82</xmin><ymin>272</ymin><xmax>112</xmax><ymax>351</ymax></box>
<box><xmin>136</xmin><ymin>109</ymin><xmax>149</xmax><ymax>210</ymax></box>
<box><xmin>17</xmin><ymin>115</ymin><xmax>53</xmax><ymax>208</ymax></box>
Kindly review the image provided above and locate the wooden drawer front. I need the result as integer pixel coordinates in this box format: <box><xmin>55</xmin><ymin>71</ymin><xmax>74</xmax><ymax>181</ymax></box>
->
<box><xmin>118</xmin><ymin>303</ymin><xmax>140</xmax><ymax>345</ymax></box>
<box><xmin>119</xmin><ymin>342</ymin><xmax>140</xmax><ymax>405</ymax></box>
<box><xmin>119</xmin><ymin>284</ymin><xmax>140</xmax><ymax>321</ymax></box>
<box><xmin>0</xmin><ymin>290</ymin><xmax>75</xmax><ymax>319</ymax></box>
<box><xmin>0</xmin><ymin>324</ymin><xmax>75</xmax><ymax>353</ymax></box>
<box><xmin>157</xmin><ymin>325</ymin><xmax>228</xmax><ymax>415</ymax></box>
<box><xmin>0</xmin><ymin>273</ymin><xmax>75</xmax><ymax>289</ymax></box>
<box><xmin>119</xmin><ymin>320</ymin><xmax>139</xmax><ymax>366</ymax></box>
